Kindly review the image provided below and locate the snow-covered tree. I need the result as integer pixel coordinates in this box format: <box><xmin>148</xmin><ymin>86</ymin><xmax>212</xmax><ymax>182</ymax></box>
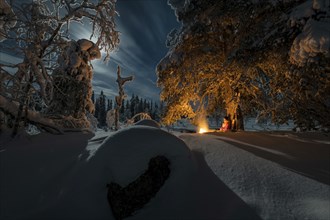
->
<box><xmin>47</xmin><ymin>39</ymin><xmax>101</xmax><ymax>128</ymax></box>
<box><xmin>157</xmin><ymin>0</ymin><xmax>330</xmax><ymax>130</ymax></box>
<box><xmin>0</xmin><ymin>0</ymin><xmax>119</xmax><ymax>134</ymax></box>
<box><xmin>114</xmin><ymin>66</ymin><xmax>133</xmax><ymax>130</ymax></box>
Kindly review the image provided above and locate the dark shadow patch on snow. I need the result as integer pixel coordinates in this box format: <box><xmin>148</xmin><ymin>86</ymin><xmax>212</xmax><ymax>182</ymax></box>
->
<box><xmin>106</xmin><ymin>155</ymin><xmax>170</xmax><ymax>220</ymax></box>
<box><xmin>190</xmin><ymin>150</ymin><xmax>262</xmax><ymax>220</ymax></box>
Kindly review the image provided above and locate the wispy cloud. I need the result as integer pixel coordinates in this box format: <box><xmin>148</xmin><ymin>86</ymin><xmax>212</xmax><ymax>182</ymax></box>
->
<box><xmin>0</xmin><ymin>52</ymin><xmax>23</xmax><ymax>65</ymax></box>
<box><xmin>87</xmin><ymin>0</ymin><xmax>179</xmax><ymax>101</ymax></box>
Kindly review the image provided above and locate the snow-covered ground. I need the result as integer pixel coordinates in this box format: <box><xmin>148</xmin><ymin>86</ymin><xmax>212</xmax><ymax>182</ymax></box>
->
<box><xmin>0</xmin><ymin>123</ymin><xmax>329</xmax><ymax>220</ymax></box>
<box><xmin>169</xmin><ymin>117</ymin><xmax>296</xmax><ymax>132</ymax></box>
<box><xmin>180</xmin><ymin>133</ymin><xmax>330</xmax><ymax>220</ymax></box>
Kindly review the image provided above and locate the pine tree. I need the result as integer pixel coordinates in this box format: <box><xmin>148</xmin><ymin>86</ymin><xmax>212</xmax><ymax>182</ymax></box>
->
<box><xmin>134</xmin><ymin>96</ymin><xmax>140</xmax><ymax>116</ymax></box>
<box><xmin>138</xmin><ymin>99</ymin><xmax>144</xmax><ymax>113</ymax></box>
<box><xmin>99</xmin><ymin>91</ymin><xmax>107</xmax><ymax>127</ymax></box>
<box><xmin>94</xmin><ymin>97</ymin><xmax>100</xmax><ymax>121</ymax></box>
<box><xmin>130</xmin><ymin>94</ymin><xmax>136</xmax><ymax>116</ymax></box>
<box><xmin>124</xmin><ymin>100</ymin><xmax>131</xmax><ymax>119</ymax></box>
<box><xmin>107</xmin><ymin>99</ymin><xmax>113</xmax><ymax>111</ymax></box>
<box><xmin>120</xmin><ymin>100</ymin><xmax>125</xmax><ymax>114</ymax></box>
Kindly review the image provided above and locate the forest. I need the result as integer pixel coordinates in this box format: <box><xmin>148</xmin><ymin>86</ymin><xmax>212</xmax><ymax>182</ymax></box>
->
<box><xmin>0</xmin><ymin>0</ymin><xmax>329</xmax><ymax>136</ymax></box>
<box><xmin>92</xmin><ymin>91</ymin><xmax>164</xmax><ymax>129</ymax></box>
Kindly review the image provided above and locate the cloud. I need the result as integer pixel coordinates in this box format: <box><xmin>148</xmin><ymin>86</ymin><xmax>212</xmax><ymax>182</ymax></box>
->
<box><xmin>88</xmin><ymin>0</ymin><xmax>179</xmax><ymax>101</ymax></box>
<box><xmin>0</xmin><ymin>52</ymin><xmax>22</xmax><ymax>65</ymax></box>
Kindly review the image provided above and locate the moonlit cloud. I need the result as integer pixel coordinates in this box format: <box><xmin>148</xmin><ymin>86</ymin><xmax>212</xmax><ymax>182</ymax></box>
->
<box><xmin>0</xmin><ymin>52</ymin><xmax>22</xmax><ymax>65</ymax></box>
<box><xmin>88</xmin><ymin>0</ymin><xmax>179</xmax><ymax>101</ymax></box>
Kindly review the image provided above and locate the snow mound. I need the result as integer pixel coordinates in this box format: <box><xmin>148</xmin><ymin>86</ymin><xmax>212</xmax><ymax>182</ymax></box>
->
<box><xmin>28</xmin><ymin>126</ymin><xmax>259</xmax><ymax>220</ymax></box>
<box><xmin>24</xmin><ymin>127</ymin><xmax>194</xmax><ymax>219</ymax></box>
<box><xmin>134</xmin><ymin>119</ymin><xmax>160</xmax><ymax>128</ymax></box>
<box><xmin>91</xmin><ymin>126</ymin><xmax>192</xmax><ymax>187</ymax></box>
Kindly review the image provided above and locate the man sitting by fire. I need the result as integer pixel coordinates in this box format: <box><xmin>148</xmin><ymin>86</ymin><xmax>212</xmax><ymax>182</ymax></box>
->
<box><xmin>219</xmin><ymin>116</ymin><xmax>231</xmax><ymax>132</ymax></box>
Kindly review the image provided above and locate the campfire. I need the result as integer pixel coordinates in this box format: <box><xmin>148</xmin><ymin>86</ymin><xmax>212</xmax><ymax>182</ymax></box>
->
<box><xmin>198</xmin><ymin>127</ymin><xmax>208</xmax><ymax>134</ymax></box>
<box><xmin>196</xmin><ymin>112</ymin><xmax>209</xmax><ymax>134</ymax></box>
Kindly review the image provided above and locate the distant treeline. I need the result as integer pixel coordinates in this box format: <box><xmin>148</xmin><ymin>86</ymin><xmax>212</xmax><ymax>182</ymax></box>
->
<box><xmin>92</xmin><ymin>91</ymin><xmax>165</xmax><ymax>127</ymax></box>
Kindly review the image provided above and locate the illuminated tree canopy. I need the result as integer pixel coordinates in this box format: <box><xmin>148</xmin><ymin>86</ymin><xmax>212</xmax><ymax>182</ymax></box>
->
<box><xmin>157</xmin><ymin>0</ymin><xmax>330</xmax><ymax>130</ymax></box>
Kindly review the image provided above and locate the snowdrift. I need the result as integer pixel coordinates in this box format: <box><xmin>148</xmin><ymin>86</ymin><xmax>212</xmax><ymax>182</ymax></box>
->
<box><xmin>1</xmin><ymin>126</ymin><xmax>260</xmax><ymax>220</ymax></box>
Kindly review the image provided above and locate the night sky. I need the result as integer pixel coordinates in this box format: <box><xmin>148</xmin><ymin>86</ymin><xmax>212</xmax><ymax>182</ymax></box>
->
<box><xmin>90</xmin><ymin>0</ymin><xmax>179</xmax><ymax>101</ymax></box>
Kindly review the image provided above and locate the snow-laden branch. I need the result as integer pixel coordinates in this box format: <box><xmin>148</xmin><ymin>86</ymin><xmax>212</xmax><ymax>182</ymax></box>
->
<box><xmin>0</xmin><ymin>95</ymin><xmax>63</xmax><ymax>134</ymax></box>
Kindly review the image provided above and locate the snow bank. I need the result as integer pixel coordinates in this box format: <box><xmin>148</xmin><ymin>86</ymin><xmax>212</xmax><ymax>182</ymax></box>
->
<box><xmin>180</xmin><ymin>134</ymin><xmax>330</xmax><ymax>220</ymax></box>
<box><xmin>0</xmin><ymin>131</ymin><xmax>93</xmax><ymax>220</ymax></box>
<box><xmin>134</xmin><ymin>119</ymin><xmax>160</xmax><ymax>128</ymax></box>
<box><xmin>67</xmin><ymin>126</ymin><xmax>258</xmax><ymax>220</ymax></box>
<box><xmin>1</xmin><ymin>127</ymin><xmax>259</xmax><ymax>220</ymax></box>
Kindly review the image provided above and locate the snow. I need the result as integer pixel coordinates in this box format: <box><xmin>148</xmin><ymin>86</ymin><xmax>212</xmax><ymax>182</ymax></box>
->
<box><xmin>290</xmin><ymin>19</ymin><xmax>330</xmax><ymax>65</ymax></box>
<box><xmin>134</xmin><ymin>119</ymin><xmax>160</xmax><ymax>128</ymax></box>
<box><xmin>289</xmin><ymin>0</ymin><xmax>330</xmax><ymax>66</ymax></box>
<box><xmin>180</xmin><ymin>133</ymin><xmax>330</xmax><ymax>220</ymax></box>
<box><xmin>1</xmin><ymin>124</ymin><xmax>329</xmax><ymax>220</ymax></box>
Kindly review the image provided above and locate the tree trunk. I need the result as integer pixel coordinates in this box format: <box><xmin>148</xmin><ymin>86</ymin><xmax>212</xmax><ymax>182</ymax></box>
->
<box><xmin>114</xmin><ymin>66</ymin><xmax>133</xmax><ymax>131</ymax></box>
<box><xmin>226</xmin><ymin>103</ymin><xmax>244</xmax><ymax>131</ymax></box>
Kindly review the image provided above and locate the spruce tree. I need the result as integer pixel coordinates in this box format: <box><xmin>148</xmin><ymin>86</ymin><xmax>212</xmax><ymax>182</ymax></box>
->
<box><xmin>94</xmin><ymin>97</ymin><xmax>100</xmax><ymax>121</ymax></box>
<box><xmin>110</xmin><ymin>99</ymin><xmax>113</xmax><ymax>110</ymax></box>
<box><xmin>99</xmin><ymin>91</ymin><xmax>107</xmax><ymax>127</ymax></box>
<box><xmin>130</xmin><ymin>94</ymin><xmax>136</xmax><ymax>116</ymax></box>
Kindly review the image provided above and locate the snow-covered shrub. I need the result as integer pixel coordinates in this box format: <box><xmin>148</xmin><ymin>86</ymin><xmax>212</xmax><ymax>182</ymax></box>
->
<box><xmin>48</xmin><ymin>39</ymin><xmax>100</xmax><ymax>129</ymax></box>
